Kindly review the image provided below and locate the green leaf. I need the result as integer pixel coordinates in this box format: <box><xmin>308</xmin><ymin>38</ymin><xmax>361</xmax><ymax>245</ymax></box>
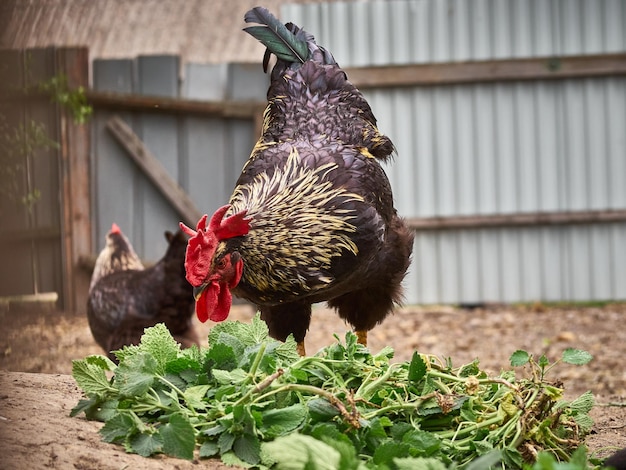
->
<box><xmin>260</xmin><ymin>404</ymin><xmax>307</xmax><ymax>438</ymax></box>
<box><xmin>184</xmin><ymin>385</ymin><xmax>211</xmax><ymax>410</ymax></box>
<box><xmin>72</xmin><ymin>358</ymin><xmax>115</xmax><ymax>396</ymax></box>
<box><xmin>84</xmin><ymin>354</ymin><xmax>117</xmax><ymax>371</ymax></box>
<box><xmin>249</xmin><ymin>314</ymin><xmax>270</xmax><ymax>344</ymax></box>
<box><xmin>402</xmin><ymin>430</ymin><xmax>441</xmax><ymax>456</ymax></box>
<box><xmin>233</xmin><ymin>433</ymin><xmax>261</xmax><ymax>465</ymax></box>
<box><xmin>408</xmin><ymin>352</ymin><xmax>427</xmax><ymax>383</ymax></box>
<box><xmin>218</xmin><ymin>431</ymin><xmax>236</xmax><ymax>453</ymax></box>
<box><xmin>206</xmin><ymin>343</ymin><xmax>238</xmax><ymax>371</ymax></box>
<box><xmin>394</xmin><ymin>457</ymin><xmax>448</xmax><ymax>470</ymax></box>
<box><xmin>373</xmin><ymin>441</ymin><xmax>412</xmax><ymax>465</ymax></box>
<box><xmin>199</xmin><ymin>440</ymin><xmax>219</xmax><ymax>458</ymax></box>
<box><xmin>137</xmin><ymin>323</ymin><xmax>180</xmax><ymax>374</ymax></box>
<box><xmin>159</xmin><ymin>412</ymin><xmax>196</xmax><ymax>460</ymax></box>
<box><xmin>538</xmin><ymin>354</ymin><xmax>550</xmax><ymax>369</ymax></box>
<box><xmin>562</xmin><ymin>348</ymin><xmax>593</xmax><ymax>365</ymax></box>
<box><xmin>99</xmin><ymin>413</ymin><xmax>135</xmax><ymax>443</ymax></box>
<box><xmin>509</xmin><ymin>350</ymin><xmax>530</xmax><ymax>367</ymax></box>
<box><xmin>212</xmin><ymin>368</ymin><xmax>248</xmax><ymax>385</ymax></box>
<box><xmin>568</xmin><ymin>391</ymin><xmax>595</xmax><ymax>414</ymax></box>
<box><xmin>465</xmin><ymin>450</ymin><xmax>502</xmax><ymax>470</ymax></box>
<box><xmin>129</xmin><ymin>431</ymin><xmax>163</xmax><ymax>457</ymax></box>
<box><xmin>114</xmin><ymin>353</ymin><xmax>158</xmax><ymax>397</ymax></box>
<box><xmin>261</xmin><ymin>434</ymin><xmax>340</xmax><ymax>470</ymax></box>
<box><xmin>307</xmin><ymin>398</ymin><xmax>340</xmax><ymax>423</ymax></box>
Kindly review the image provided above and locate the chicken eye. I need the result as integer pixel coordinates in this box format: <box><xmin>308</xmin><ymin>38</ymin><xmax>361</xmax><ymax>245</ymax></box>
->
<box><xmin>216</xmin><ymin>258</ymin><xmax>227</xmax><ymax>270</ymax></box>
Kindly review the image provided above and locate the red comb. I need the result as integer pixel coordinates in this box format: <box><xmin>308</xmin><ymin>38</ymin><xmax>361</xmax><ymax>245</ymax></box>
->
<box><xmin>110</xmin><ymin>223</ymin><xmax>121</xmax><ymax>234</ymax></box>
<box><xmin>179</xmin><ymin>205</ymin><xmax>250</xmax><ymax>286</ymax></box>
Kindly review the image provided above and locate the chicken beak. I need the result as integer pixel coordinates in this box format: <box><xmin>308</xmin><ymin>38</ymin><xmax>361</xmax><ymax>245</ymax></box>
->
<box><xmin>193</xmin><ymin>282</ymin><xmax>209</xmax><ymax>301</ymax></box>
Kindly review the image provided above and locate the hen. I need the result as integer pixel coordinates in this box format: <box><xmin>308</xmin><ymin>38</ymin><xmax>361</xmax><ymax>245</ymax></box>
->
<box><xmin>181</xmin><ymin>7</ymin><xmax>413</xmax><ymax>355</ymax></box>
<box><xmin>89</xmin><ymin>223</ymin><xmax>144</xmax><ymax>291</ymax></box>
<box><xmin>87</xmin><ymin>227</ymin><xmax>199</xmax><ymax>360</ymax></box>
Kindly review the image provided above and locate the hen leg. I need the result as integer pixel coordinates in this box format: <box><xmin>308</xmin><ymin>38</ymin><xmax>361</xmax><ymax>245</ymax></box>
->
<box><xmin>328</xmin><ymin>286</ymin><xmax>398</xmax><ymax>349</ymax></box>
<box><xmin>259</xmin><ymin>301</ymin><xmax>312</xmax><ymax>356</ymax></box>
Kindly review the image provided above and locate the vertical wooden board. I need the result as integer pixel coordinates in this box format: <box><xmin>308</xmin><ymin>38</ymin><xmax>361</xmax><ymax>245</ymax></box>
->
<box><xmin>412</xmin><ymin>89</ymin><xmax>436</xmax><ymax>217</ymax></box>
<box><xmin>183</xmin><ymin>63</ymin><xmax>228</xmax><ymax>101</ymax></box>
<box><xmin>0</xmin><ymin>241</ymin><xmax>34</xmax><ymax>296</ymax></box>
<box><xmin>137</xmin><ymin>55</ymin><xmax>179</xmax><ymax>97</ymax></box>
<box><xmin>491</xmin><ymin>0</ymin><xmax>512</xmax><ymax>58</ymax></box>
<box><xmin>35</xmin><ymin>238</ymin><xmax>63</xmax><ymax>295</ymax></box>
<box><xmin>27</xmin><ymin>101</ymin><xmax>60</xmax><ymax>230</ymax></box>
<box><xmin>369</xmin><ymin>1</ymin><xmax>390</xmax><ymax>66</ymax></box>
<box><xmin>93</xmin><ymin>59</ymin><xmax>135</xmax><ymax>94</ymax></box>
<box><xmin>182</xmin><ymin>116</ymin><xmax>227</xmax><ymax>214</ymax></box>
<box><xmin>532</xmin><ymin>0</ymin><xmax>558</xmax><ymax>56</ymax></box>
<box><xmin>347</xmin><ymin>1</ymin><xmax>371</xmax><ymax>66</ymax></box>
<box><xmin>559</xmin><ymin>0</ymin><xmax>583</xmax><ymax>56</ymax></box>
<box><xmin>581</xmin><ymin>0</ymin><xmax>605</xmax><ymax>54</ymax></box>
<box><xmin>227</xmin><ymin>63</ymin><xmax>268</xmax><ymax>102</ymax></box>
<box><xmin>135</xmin><ymin>56</ymin><xmax>181</xmax><ymax>260</ymax></box>
<box><xmin>91</xmin><ymin>59</ymin><xmax>137</xmax><ymax>252</ymax></box>
<box><xmin>509</xmin><ymin>0</ymin><xmax>532</xmax><ymax>57</ymax></box>
<box><xmin>226</xmin><ymin>119</ymin><xmax>255</xmax><ymax>188</ymax></box>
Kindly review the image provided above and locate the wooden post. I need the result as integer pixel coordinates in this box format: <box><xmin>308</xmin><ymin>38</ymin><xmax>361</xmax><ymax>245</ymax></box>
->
<box><xmin>56</xmin><ymin>47</ymin><xmax>91</xmax><ymax>314</ymax></box>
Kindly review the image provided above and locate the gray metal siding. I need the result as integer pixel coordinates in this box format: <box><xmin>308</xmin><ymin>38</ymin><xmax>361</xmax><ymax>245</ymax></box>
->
<box><xmin>282</xmin><ymin>0</ymin><xmax>626</xmax><ymax>65</ymax></box>
<box><xmin>281</xmin><ymin>0</ymin><xmax>626</xmax><ymax>304</ymax></box>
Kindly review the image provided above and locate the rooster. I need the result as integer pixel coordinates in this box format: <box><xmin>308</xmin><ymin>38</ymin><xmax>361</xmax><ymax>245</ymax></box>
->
<box><xmin>87</xmin><ymin>228</ymin><xmax>199</xmax><ymax>360</ymax></box>
<box><xmin>89</xmin><ymin>223</ymin><xmax>144</xmax><ymax>291</ymax></box>
<box><xmin>180</xmin><ymin>7</ymin><xmax>413</xmax><ymax>355</ymax></box>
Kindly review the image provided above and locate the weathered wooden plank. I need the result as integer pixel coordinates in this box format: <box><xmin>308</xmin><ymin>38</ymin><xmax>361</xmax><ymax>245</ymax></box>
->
<box><xmin>56</xmin><ymin>46</ymin><xmax>91</xmax><ymax>313</ymax></box>
<box><xmin>87</xmin><ymin>91</ymin><xmax>264</xmax><ymax>118</ymax></box>
<box><xmin>406</xmin><ymin>209</ymin><xmax>626</xmax><ymax>231</ymax></box>
<box><xmin>105</xmin><ymin>116</ymin><xmax>202</xmax><ymax>227</ymax></box>
<box><xmin>344</xmin><ymin>53</ymin><xmax>626</xmax><ymax>88</ymax></box>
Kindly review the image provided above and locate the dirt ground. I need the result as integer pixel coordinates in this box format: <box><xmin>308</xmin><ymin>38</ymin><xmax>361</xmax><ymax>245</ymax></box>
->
<box><xmin>1</xmin><ymin>302</ymin><xmax>625</xmax><ymax>469</ymax></box>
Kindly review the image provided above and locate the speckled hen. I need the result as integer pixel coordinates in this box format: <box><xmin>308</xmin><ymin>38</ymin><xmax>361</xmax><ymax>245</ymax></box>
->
<box><xmin>181</xmin><ymin>6</ymin><xmax>413</xmax><ymax>355</ymax></box>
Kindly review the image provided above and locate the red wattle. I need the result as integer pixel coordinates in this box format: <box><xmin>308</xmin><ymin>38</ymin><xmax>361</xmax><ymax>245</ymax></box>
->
<box><xmin>195</xmin><ymin>282</ymin><xmax>219</xmax><ymax>323</ymax></box>
<box><xmin>210</xmin><ymin>284</ymin><xmax>232</xmax><ymax>322</ymax></box>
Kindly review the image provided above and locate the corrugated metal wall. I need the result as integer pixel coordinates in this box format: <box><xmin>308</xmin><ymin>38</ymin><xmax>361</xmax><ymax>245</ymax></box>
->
<box><xmin>91</xmin><ymin>59</ymin><xmax>267</xmax><ymax>260</ymax></box>
<box><xmin>281</xmin><ymin>0</ymin><xmax>626</xmax><ymax>304</ymax></box>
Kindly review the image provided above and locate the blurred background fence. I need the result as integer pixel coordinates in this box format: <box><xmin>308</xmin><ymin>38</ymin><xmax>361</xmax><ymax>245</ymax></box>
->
<box><xmin>1</xmin><ymin>0</ymin><xmax>625</xmax><ymax>311</ymax></box>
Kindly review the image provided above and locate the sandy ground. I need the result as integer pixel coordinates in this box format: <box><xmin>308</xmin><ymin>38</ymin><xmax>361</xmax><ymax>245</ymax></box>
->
<box><xmin>1</xmin><ymin>302</ymin><xmax>625</xmax><ymax>468</ymax></box>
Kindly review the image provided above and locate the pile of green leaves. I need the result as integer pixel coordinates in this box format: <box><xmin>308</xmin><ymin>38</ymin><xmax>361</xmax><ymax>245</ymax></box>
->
<box><xmin>71</xmin><ymin>315</ymin><xmax>596</xmax><ymax>469</ymax></box>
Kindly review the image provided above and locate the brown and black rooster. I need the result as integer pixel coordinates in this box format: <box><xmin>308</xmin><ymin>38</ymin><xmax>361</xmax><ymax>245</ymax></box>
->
<box><xmin>88</xmin><ymin>227</ymin><xmax>199</xmax><ymax>360</ymax></box>
<box><xmin>181</xmin><ymin>7</ymin><xmax>413</xmax><ymax>355</ymax></box>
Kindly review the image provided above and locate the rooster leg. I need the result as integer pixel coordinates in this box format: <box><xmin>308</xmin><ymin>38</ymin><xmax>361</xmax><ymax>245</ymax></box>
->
<box><xmin>259</xmin><ymin>301</ymin><xmax>312</xmax><ymax>355</ymax></box>
<box><xmin>355</xmin><ymin>330</ymin><xmax>368</xmax><ymax>346</ymax></box>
